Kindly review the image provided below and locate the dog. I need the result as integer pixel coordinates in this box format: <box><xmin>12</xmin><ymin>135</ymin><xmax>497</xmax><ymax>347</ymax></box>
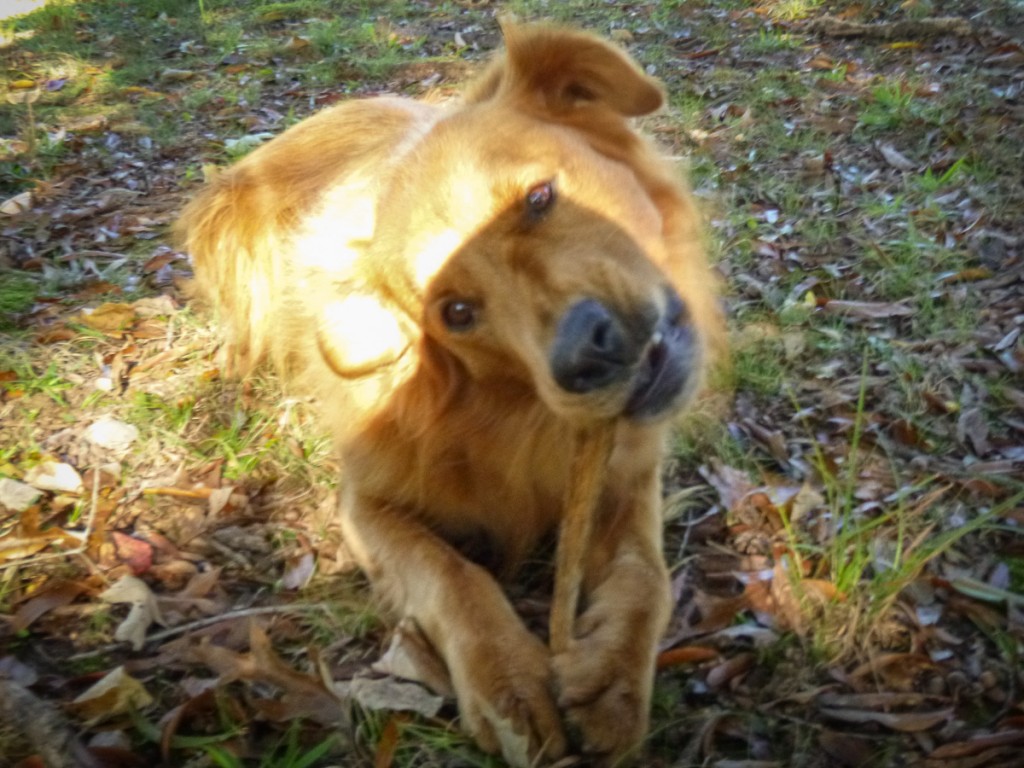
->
<box><xmin>177</xmin><ymin>21</ymin><xmax>722</xmax><ymax>766</ymax></box>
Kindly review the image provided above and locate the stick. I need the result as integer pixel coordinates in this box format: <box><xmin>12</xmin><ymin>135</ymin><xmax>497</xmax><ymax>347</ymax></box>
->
<box><xmin>549</xmin><ymin>423</ymin><xmax>616</xmax><ymax>654</ymax></box>
<box><xmin>805</xmin><ymin>15</ymin><xmax>972</xmax><ymax>41</ymax></box>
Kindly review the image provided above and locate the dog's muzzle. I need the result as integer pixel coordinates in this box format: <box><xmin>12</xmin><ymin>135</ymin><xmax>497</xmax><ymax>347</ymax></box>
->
<box><xmin>549</xmin><ymin>288</ymin><xmax>695</xmax><ymax>420</ymax></box>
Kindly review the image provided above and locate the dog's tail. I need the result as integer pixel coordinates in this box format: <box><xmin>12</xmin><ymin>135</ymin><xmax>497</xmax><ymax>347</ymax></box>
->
<box><xmin>176</xmin><ymin>165</ymin><xmax>293</xmax><ymax>376</ymax></box>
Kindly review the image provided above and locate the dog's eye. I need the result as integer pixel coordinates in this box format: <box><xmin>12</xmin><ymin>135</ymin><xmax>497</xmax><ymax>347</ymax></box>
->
<box><xmin>525</xmin><ymin>181</ymin><xmax>555</xmax><ymax>216</ymax></box>
<box><xmin>441</xmin><ymin>299</ymin><xmax>479</xmax><ymax>331</ymax></box>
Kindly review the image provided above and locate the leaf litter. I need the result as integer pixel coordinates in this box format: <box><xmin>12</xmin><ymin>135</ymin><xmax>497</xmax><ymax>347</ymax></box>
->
<box><xmin>1</xmin><ymin>1</ymin><xmax>1023</xmax><ymax>766</ymax></box>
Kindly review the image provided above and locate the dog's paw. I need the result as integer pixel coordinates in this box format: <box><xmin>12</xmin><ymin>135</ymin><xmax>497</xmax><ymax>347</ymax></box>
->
<box><xmin>552</xmin><ymin>609</ymin><xmax>655</xmax><ymax>764</ymax></box>
<box><xmin>450</xmin><ymin>629</ymin><xmax>566</xmax><ymax>767</ymax></box>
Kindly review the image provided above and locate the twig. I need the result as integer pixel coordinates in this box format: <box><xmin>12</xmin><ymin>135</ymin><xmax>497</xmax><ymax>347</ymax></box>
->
<box><xmin>141</xmin><ymin>486</ymin><xmax>215</xmax><ymax>499</ymax></box>
<box><xmin>146</xmin><ymin>603</ymin><xmax>332</xmax><ymax>643</ymax></box>
<box><xmin>549</xmin><ymin>424</ymin><xmax>616</xmax><ymax>654</ymax></box>
<box><xmin>65</xmin><ymin>603</ymin><xmax>332</xmax><ymax>661</ymax></box>
<box><xmin>55</xmin><ymin>250</ymin><xmax>129</xmax><ymax>262</ymax></box>
<box><xmin>805</xmin><ymin>15</ymin><xmax>973</xmax><ymax>41</ymax></box>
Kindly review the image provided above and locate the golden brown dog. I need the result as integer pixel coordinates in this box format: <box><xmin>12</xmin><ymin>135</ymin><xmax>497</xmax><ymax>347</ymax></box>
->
<box><xmin>178</xmin><ymin>21</ymin><xmax>722</xmax><ymax>766</ymax></box>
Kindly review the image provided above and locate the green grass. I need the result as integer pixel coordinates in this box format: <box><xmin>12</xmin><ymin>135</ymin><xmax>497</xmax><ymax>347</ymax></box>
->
<box><xmin>205</xmin><ymin>723</ymin><xmax>342</xmax><ymax>768</ymax></box>
<box><xmin>0</xmin><ymin>358</ymin><xmax>73</xmax><ymax>406</ymax></box>
<box><xmin>0</xmin><ymin>274</ymin><xmax>38</xmax><ymax>328</ymax></box>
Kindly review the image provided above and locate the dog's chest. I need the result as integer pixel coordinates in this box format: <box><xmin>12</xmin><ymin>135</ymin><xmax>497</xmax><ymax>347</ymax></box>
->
<box><xmin>413</xmin><ymin>414</ymin><xmax>572</xmax><ymax>563</ymax></box>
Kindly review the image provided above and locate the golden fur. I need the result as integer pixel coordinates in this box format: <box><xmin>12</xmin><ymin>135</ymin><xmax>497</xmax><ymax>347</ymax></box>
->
<box><xmin>178</xmin><ymin>21</ymin><xmax>722</xmax><ymax>766</ymax></box>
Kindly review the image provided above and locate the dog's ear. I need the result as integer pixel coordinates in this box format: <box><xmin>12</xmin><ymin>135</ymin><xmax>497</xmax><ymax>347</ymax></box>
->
<box><xmin>466</xmin><ymin>20</ymin><xmax>663</xmax><ymax>117</ymax></box>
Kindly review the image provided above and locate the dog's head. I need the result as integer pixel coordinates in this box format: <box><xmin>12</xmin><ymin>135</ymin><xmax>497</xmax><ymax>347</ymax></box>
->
<box><xmin>319</xmin><ymin>23</ymin><xmax>718</xmax><ymax>426</ymax></box>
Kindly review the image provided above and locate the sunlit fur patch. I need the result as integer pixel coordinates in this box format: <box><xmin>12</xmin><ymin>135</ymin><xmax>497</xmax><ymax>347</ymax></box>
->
<box><xmin>317</xmin><ymin>295</ymin><xmax>409</xmax><ymax>378</ymax></box>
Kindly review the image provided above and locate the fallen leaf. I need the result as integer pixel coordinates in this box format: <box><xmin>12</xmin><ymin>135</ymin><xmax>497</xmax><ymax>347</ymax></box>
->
<box><xmin>158</xmin><ymin>68</ymin><xmax>195</xmax><ymax>82</ymax></box>
<box><xmin>847</xmin><ymin>653</ymin><xmax>937</xmax><ymax>692</ymax></box>
<box><xmin>656</xmin><ymin>645</ymin><xmax>720</xmax><ymax>669</ymax></box>
<box><xmin>948</xmin><ymin>577</ymin><xmax>1024</xmax><ymax>606</ymax></box>
<box><xmin>940</xmin><ymin>267</ymin><xmax>993</xmax><ymax>284</ymax></box>
<box><xmin>141</xmin><ymin>252</ymin><xmax>180</xmax><ymax>273</ymax></box>
<box><xmin>70</xmin><ymin>666</ymin><xmax>154</xmax><ymax>725</ymax></box>
<box><xmin>0</xmin><ymin>190</ymin><xmax>33</xmax><ymax>215</ymax></box>
<box><xmin>374</xmin><ymin>715</ymin><xmax>403</xmax><ymax>768</ymax></box>
<box><xmin>705</xmin><ymin>652</ymin><xmax>755</xmax><ymax>689</ymax></box>
<box><xmin>281</xmin><ymin>551</ymin><xmax>316</xmax><ymax>590</ymax></box>
<box><xmin>11</xmin><ymin>579</ymin><xmax>88</xmax><ymax>632</ymax></box>
<box><xmin>99</xmin><ymin>574</ymin><xmax>165</xmax><ymax>650</ymax></box>
<box><xmin>6</xmin><ymin>87</ymin><xmax>40</xmax><ymax>105</ymax></box>
<box><xmin>0</xmin><ymin>477</ymin><xmax>43</xmax><ymax>512</ymax></box>
<box><xmin>876</xmin><ymin>142</ymin><xmax>916</xmax><ymax>170</ymax></box>
<box><xmin>818</xmin><ymin>705</ymin><xmax>952</xmax><ymax>732</ymax></box>
<box><xmin>817</xmin><ymin>730</ymin><xmax>877</xmax><ymax>768</ymax></box>
<box><xmin>65</xmin><ymin>114</ymin><xmax>108</xmax><ymax>132</ymax></box>
<box><xmin>283</xmin><ymin>35</ymin><xmax>311</xmax><ymax>52</ymax></box>
<box><xmin>373</xmin><ymin>618</ymin><xmax>455</xmax><ymax>697</ymax></box>
<box><xmin>0</xmin><ymin>534</ymin><xmax>50</xmax><ymax>562</ymax></box>
<box><xmin>132</xmin><ymin>294</ymin><xmax>179</xmax><ymax>317</ymax></box>
<box><xmin>339</xmin><ymin>677</ymin><xmax>444</xmax><ymax>719</ymax></box>
<box><xmin>821</xmin><ymin>299</ymin><xmax>914</xmax><ymax>319</ymax></box>
<box><xmin>112</xmin><ymin>532</ymin><xmax>154</xmax><ymax>575</ymax></box>
<box><xmin>928</xmin><ymin>730</ymin><xmax>1024</xmax><ymax>758</ymax></box>
<box><xmin>957</xmin><ymin>407</ymin><xmax>991</xmax><ymax>456</ymax></box>
<box><xmin>24</xmin><ymin>460</ymin><xmax>83</xmax><ymax>493</ymax></box>
<box><xmin>189</xmin><ymin>624</ymin><xmax>349</xmax><ymax>727</ymax></box>
<box><xmin>85</xmin><ymin>417</ymin><xmax>140</xmax><ymax>451</ymax></box>
<box><xmin>700</xmin><ymin>460</ymin><xmax>758</xmax><ymax>511</ymax></box>
<box><xmin>78</xmin><ymin>302</ymin><xmax>137</xmax><ymax>332</ymax></box>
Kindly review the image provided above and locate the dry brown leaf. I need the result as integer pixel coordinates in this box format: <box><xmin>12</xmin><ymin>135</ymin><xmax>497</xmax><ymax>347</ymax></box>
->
<box><xmin>65</xmin><ymin>114</ymin><xmax>108</xmax><ymax>132</ymax></box>
<box><xmin>78</xmin><ymin>302</ymin><xmax>137</xmax><ymax>332</ymax></box>
<box><xmin>374</xmin><ymin>715</ymin><xmax>403</xmax><ymax>768</ymax></box>
<box><xmin>818</xmin><ymin>705</ymin><xmax>952</xmax><ymax>732</ymax></box>
<box><xmin>158</xmin><ymin>68</ymin><xmax>195</xmax><ymax>83</ymax></box>
<box><xmin>112</xmin><ymin>531</ymin><xmax>154</xmax><ymax>575</ymax></box>
<box><xmin>927</xmin><ymin>730</ymin><xmax>1024</xmax><ymax>758</ymax></box>
<box><xmin>701</xmin><ymin>460</ymin><xmax>758</xmax><ymax>511</ymax></box>
<box><xmin>0</xmin><ymin>190</ymin><xmax>33</xmax><ymax>215</ymax></box>
<box><xmin>24</xmin><ymin>460</ymin><xmax>83</xmax><ymax>493</ymax></box>
<box><xmin>85</xmin><ymin>417</ymin><xmax>139</xmax><ymax>451</ymax></box>
<box><xmin>957</xmin><ymin>407</ymin><xmax>992</xmax><ymax>456</ymax></box>
<box><xmin>341</xmin><ymin>677</ymin><xmax>444</xmax><ymax>719</ymax></box>
<box><xmin>656</xmin><ymin>645</ymin><xmax>720</xmax><ymax>670</ymax></box>
<box><xmin>373</xmin><ymin>618</ymin><xmax>454</xmax><ymax>697</ymax></box>
<box><xmin>99</xmin><ymin>574</ymin><xmax>165</xmax><ymax>650</ymax></box>
<box><xmin>847</xmin><ymin>653</ymin><xmax>937</xmax><ymax>692</ymax></box>
<box><xmin>69</xmin><ymin>666</ymin><xmax>154</xmax><ymax>725</ymax></box>
<box><xmin>876</xmin><ymin>142</ymin><xmax>917</xmax><ymax>170</ymax></box>
<box><xmin>817</xmin><ymin>730</ymin><xmax>876</xmax><ymax>768</ymax></box>
<box><xmin>705</xmin><ymin>652</ymin><xmax>755</xmax><ymax>689</ymax></box>
<box><xmin>821</xmin><ymin>299</ymin><xmax>914</xmax><ymax>319</ymax></box>
<box><xmin>11</xmin><ymin>579</ymin><xmax>88</xmax><ymax>632</ymax></box>
<box><xmin>0</xmin><ymin>534</ymin><xmax>50</xmax><ymax>563</ymax></box>
<box><xmin>0</xmin><ymin>477</ymin><xmax>42</xmax><ymax>512</ymax></box>
<box><xmin>189</xmin><ymin>624</ymin><xmax>349</xmax><ymax>727</ymax></box>
<box><xmin>132</xmin><ymin>294</ymin><xmax>179</xmax><ymax>317</ymax></box>
<box><xmin>281</xmin><ymin>551</ymin><xmax>316</xmax><ymax>590</ymax></box>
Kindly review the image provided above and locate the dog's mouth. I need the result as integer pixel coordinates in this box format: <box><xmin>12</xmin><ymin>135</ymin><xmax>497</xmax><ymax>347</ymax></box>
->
<box><xmin>623</xmin><ymin>321</ymin><xmax>694</xmax><ymax>420</ymax></box>
<box><xmin>548</xmin><ymin>288</ymin><xmax>697</xmax><ymax>422</ymax></box>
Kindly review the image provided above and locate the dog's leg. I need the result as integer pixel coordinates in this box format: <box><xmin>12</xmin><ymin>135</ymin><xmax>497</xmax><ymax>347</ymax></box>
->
<box><xmin>551</xmin><ymin>459</ymin><xmax>671</xmax><ymax>764</ymax></box>
<box><xmin>340</xmin><ymin>491</ymin><xmax>567</xmax><ymax>766</ymax></box>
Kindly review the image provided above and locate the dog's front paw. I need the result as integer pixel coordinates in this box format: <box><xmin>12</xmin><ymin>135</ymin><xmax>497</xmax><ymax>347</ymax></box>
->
<box><xmin>450</xmin><ymin>629</ymin><xmax>566</xmax><ymax>767</ymax></box>
<box><xmin>552</xmin><ymin>609</ymin><xmax>656</xmax><ymax>764</ymax></box>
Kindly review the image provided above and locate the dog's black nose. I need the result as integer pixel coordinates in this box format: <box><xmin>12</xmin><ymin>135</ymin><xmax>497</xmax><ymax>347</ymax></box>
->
<box><xmin>550</xmin><ymin>299</ymin><xmax>634</xmax><ymax>393</ymax></box>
